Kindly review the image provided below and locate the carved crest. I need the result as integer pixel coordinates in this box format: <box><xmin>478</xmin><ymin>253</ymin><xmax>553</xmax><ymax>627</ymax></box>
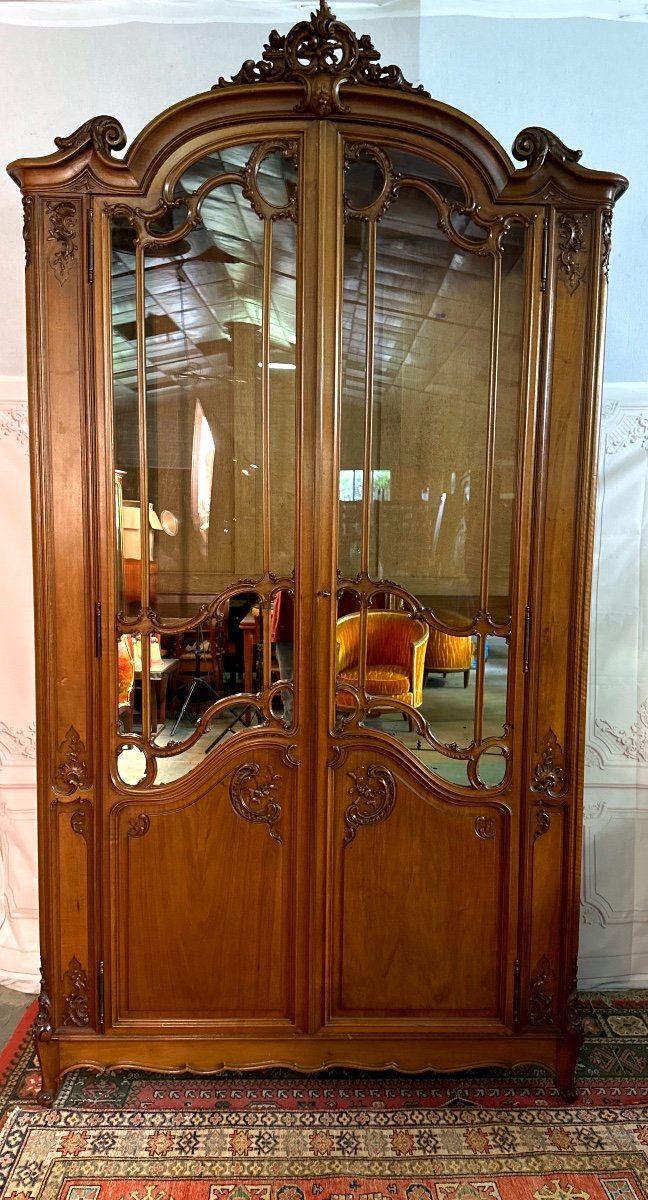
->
<box><xmin>512</xmin><ymin>127</ymin><xmax>582</xmax><ymax>172</ymax></box>
<box><xmin>55</xmin><ymin>726</ymin><xmax>91</xmax><ymax>796</ymax></box>
<box><xmin>531</xmin><ymin>729</ymin><xmax>566</xmax><ymax>798</ymax></box>
<box><xmin>62</xmin><ymin>955</ymin><xmax>90</xmax><ymax>1027</ymax></box>
<box><xmin>344</xmin><ymin>765</ymin><xmax>395</xmax><ymax>843</ymax></box>
<box><xmin>230</xmin><ymin>763</ymin><xmax>283</xmax><ymax>842</ymax></box>
<box><xmin>215</xmin><ymin>0</ymin><xmax>428</xmax><ymax>117</ymax></box>
<box><xmin>557</xmin><ymin>213</ymin><xmax>587</xmax><ymax>294</ymax></box>
<box><xmin>46</xmin><ymin>200</ymin><xmax>78</xmax><ymax>286</ymax></box>
<box><xmin>528</xmin><ymin>954</ymin><xmax>556</xmax><ymax>1026</ymax></box>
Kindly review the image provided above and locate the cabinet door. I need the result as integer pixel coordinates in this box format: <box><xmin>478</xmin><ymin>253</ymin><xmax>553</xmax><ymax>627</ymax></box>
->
<box><xmin>319</xmin><ymin>138</ymin><xmax>533</xmax><ymax>1031</ymax></box>
<box><xmin>102</xmin><ymin>138</ymin><xmax>311</xmax><ymax>1029</ymax></box>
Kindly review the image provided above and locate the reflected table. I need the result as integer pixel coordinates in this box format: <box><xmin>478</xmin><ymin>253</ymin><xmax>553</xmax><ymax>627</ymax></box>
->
<box><xmin>134</xmin><ymin>657</ymin><xmax>179</xmax><ymax>731</ymax></box>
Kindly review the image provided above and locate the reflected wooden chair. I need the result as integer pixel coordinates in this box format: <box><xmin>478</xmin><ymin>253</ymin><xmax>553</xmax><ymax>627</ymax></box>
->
<box><xmin>336</xmin><ymin>611</ymin><xmax>428</xmax><ymax>729</ymax></box>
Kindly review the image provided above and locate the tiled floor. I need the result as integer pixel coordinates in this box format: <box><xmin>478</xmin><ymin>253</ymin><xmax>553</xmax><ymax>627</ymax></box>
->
<box><xmin>0</xmin><ymin>984</ymin><xmax>35</xmax><ymax>1050</ymax></box>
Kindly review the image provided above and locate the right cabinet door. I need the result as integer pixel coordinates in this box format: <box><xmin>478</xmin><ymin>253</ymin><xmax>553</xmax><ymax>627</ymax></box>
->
<box><xmin>320</xmin><ymin>136</ymin><xmax>538</xmax><ymax>1033</ymax></box>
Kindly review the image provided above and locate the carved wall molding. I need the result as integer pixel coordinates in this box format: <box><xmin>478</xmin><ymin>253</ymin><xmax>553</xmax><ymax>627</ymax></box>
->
<box><xmin>54</xmin><ymin>726</ymin><xmax>91</xmax><ymax>796</ymax></box>
<box><xmin>215</xmin><ymin>0</ymin><xmax>428</xmax><ymax>116</ymax></box>
<box><xmin>528</xmin><ymin>954</ymin><xmax>556</xmax><ymax>1026</ymax></box>
<box><xmin>0</xmin><ymin>720</ymin><xmax>36</xmax><ymax>761</ymax></box>
<box><xmin>596</xmin><ymin>699</ymin><xmax>648</xmax><ymax>764</ymax></box>
<box><xmin>530</xmin><ymin>729</ymin><xmax>566</xmax><ymax>797</ymax></box>
<box><xmin>62</xmin><ymin>955</ymin><xmax>90</xmax><ymax>1026</ymax></box>
<box><xmin>46</xmin><ymin>200</ymin><xmax>78</xmax><ymax>285</ymax></box>
<box><xmin>605</xmin><ymin>411</ymin><xmax>648</xmax><ymax>455</ymax></box>
<box><xmin>344</xmin><ymin>764</ymin><xmax>395</xmax><ymax>843</ymax></box>
<box><xmin>0</xmin><ymin>406</ymin><xmax>29</xmax><ymax>451</ymax></box>
<box><xmin>230</xmin><ymin>763</ymin><xmax>283</xmax><ymax>842</ymax></box>
<box><xmin>557</xmin><ymin>212</ymin><xmax>586</xmax><ymax>294</ymax></box>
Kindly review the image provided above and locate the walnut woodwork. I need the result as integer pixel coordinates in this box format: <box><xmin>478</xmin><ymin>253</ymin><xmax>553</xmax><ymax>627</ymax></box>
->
<box><xmin>8</xmin><ymin>0</ymin><xmax>627</xmax><ymax>1103</ymax></box>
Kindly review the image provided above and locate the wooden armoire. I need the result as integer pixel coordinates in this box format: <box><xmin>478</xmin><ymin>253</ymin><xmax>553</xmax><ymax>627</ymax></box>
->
<box><xmin>9</xmin><ymin>2</ymin><xmax>627</xmax><ymax>1103</ymax></box>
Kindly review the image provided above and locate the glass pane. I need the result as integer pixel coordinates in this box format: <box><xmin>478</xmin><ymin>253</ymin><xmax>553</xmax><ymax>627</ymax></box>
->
<box><xmin>112</xmin><ymin>219</ymin><xmax>140</xmax><ymax>618</ymax></box>
<box><xmin>490</xmin><ymin>222</ymin><xmax>525</xmax><ymax>623</ymax></box>
<box><xmin>483</xmin><ymin>634</ymin><xmax>508</xmax><ymax>740</ymax></box>
<box><xmin>339</xmin><ymin>220</ymin><xmax>367</xmax><ymax>579</ymax></box>
<box><xmin>270</xmin><ymin>587</ymin><xmax>295</xmax><ymax>727</ymax></box>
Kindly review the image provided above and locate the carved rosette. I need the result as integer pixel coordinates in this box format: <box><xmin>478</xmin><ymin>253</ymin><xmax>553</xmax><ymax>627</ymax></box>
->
<box><xmin>230</xmin><ymin>763</ymin><xmax>283</xmax><ymax>842</ymax></box>
<box><xmin>557</xmin><ymin>213</ymin><xmax>587</xmax><ymax>294</ymax></box>
<box><xmin>215</xmin><ymin>0</ymin><xmax>428</xmax><ymax>116</ymax></box>
<box><xmin>531</xmin><ymin>729</ymin><xmax>566</xmax><ymax>798</ymax></box>
<box><xmin>344</xmin><ymin>765</ymin><xmax>395</xmax><ymax>843</ymax></box>
<box><xmin>22</xmin><ymin>196</ymin><xmax>34</xmax><ymax>267</ymax></box>
<box><xmin>528</xmin><ymin>954</ymin><xmax>556</xmax><ymax>1026</ymax></box>
<box><xmin>62</xmin><ymin>956</ymin><xmax>90</xmax><ymax>1027</ymax></box>
<box><xmin>46</xmin><ymin>200</ymin><xmax>78</xmax><ymax>286</ymax></box>
<box><xmin>55</xmin><ymin>726</ymin><xmax>91</xmax><ymax>796</ymax></box>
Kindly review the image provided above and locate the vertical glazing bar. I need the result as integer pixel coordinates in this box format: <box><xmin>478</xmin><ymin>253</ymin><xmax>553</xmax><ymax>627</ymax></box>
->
<box><xmin>135</xmin><ymin>243</ymin><xmax>151</xmax><ymax>741</ymax></box>
<box><xmin>358</xmin><ymin>220</ymin><xmax>377</xmax><ymax>690</ymax></box>
<box><xmin>474</xmin><ymin>253</ymin><xmax>501</xmax><ymax>746</ymax></box>
<box><xmin>261</xmin><ymin>219</ymin><xmax>272</xmax><ymax>691</ymax></box>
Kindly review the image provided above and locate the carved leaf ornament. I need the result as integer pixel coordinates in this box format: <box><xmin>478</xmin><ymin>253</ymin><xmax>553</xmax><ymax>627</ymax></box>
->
<box><xmin>230</xmin><ymin>763</ymin><xmax>283</xmax><ymax>842</ymax></box>
<box><xmin>344</xmin><ymin>765</ymin><xmax>395</xmax><ymax>843</ymax></box>
<box><xmin>215</xmin><ymin>0</ymin><xmax>428</xmax><ymax>116</ymax></box>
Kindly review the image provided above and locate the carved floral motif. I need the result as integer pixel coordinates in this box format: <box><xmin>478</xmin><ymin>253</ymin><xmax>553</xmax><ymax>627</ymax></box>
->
<box><xmin>55</xmin><ymin>726</ymin><xmax>91</xmax><ymax>796</ymax></box>
<box><xmin>528</xmin><ymin>954</ymin><xmax>556</xmax><ymax>1026</ymax></box>
<box><xmin>35</xmin><ymin>963</ymin><xmax>53</xmax><ymax>1042</ymax></box>
<box><xmin>344</xmin><ymin>765</ymin><xmax>395</xmax><ymax>843</ymax></box>
<box><xmin>62</xmin><ymin>955</ymin><xmax>89</xmax><ymax>1027</ymax></box>
<box><xmin>533</xmin><ymin>806</ymin><xmax>551</xmax><ymax>841</ymax></box>
<box><xmin>46</xmin><ymin>200</ymin><xmax>78</xmax><ymax>285</ymax></box>
<box><xmin>230</xmin><ymin>763</ymin><xmax>283</xmax><ymax>842</ymax></box>
<box><xmin>531</xmin><ymin>729</ymin><xmax>566</xmax><ymax>797</ymax></box>
<box><xmin>557</xmin><ymin>213</ymin><xmax>586</xmax><ymax>294</ymax></box>
<box><xmin>601</xmin><ymin>207</ymin><xmax>612</xmax><ymax>280</ymax></box>
<box><xmin>215</xmin><ymin>0</ymin><xmax>427</xmax><ymax>116</ymax></box>
<box><xmin>22</xmin><ymin>196</ymin><xmax>34</xmax><ymax>267</ymax></box>
<box><xmin>596</xmin><ymin>699</ymin><xmax>648</xmax><ymax>763</ymax></box>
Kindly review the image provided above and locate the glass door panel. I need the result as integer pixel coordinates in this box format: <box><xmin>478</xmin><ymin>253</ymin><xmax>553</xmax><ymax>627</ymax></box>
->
<box><xmin>110</xmin><ymin>141</ymin><xmax>298</xmax><ymax>785</ymax></box>
<box><xmin>337</xmin><ymin>144</ymin><xmax>526</xmax><ymax>789</ymax></box>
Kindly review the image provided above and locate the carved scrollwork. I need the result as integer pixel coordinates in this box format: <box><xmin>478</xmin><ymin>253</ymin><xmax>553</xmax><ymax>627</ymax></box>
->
<box><xmin>512</xmin><ymin>127</ymin><xmax>582</xmax><ymax>172</ymax></box>
<box><xmin>22</xmin><ymin>196</ymin><xmax>34</xmax><ymax>267</ymax></box>
<box><xmin>62</xmin><ymin>956</ymin><xmax>90</xmax><ymax>1027</ymax></box>
<box><xmin>215</xmin><ymin>0</ymin><xmax>428</xmax><ymax>116</ymax></box>
<box><xmin>54</xmin><ymin>115</ymin><xmax>127</xmax><ymax>160</ymax></box>
<box><xmin>344</xmin><ymin>143</ymin><xmax>400</xmax><ymax>222</ymax></box>
<box><xmin>35</xmin><ymin>963</ymin><xmax>53</xmax><ymax>1043</ymax></box>
<box><xmin>528</xmin><ymin>954</ymin><xmax>556</xmax><ymax>1026</ymax></box>
<box><xmin>557</xmin><ymin>213</ymin><xmax>587</xmax><ymax>294</ymax></box>
<box><xmin>128</xmin><ymin>813</ymin><xmax>151</xmax><ymax>838</ymax></box>
<box><xmin>46</xmin><ymin>200</ymin><xmax>78</xmax><ymax>286</ymax></box>
<box><xmin>531</xmin><ymin>729</ymin><xmax>566</xmax><ymax>798</ymax></box>
<box><xmin>70</xmin><ymin>798</ymin><xmax>91</xmax><ymax>842</ymax></box>
<box><xmin>55</xmin><ymin>726</ymin><xmax>91</xmax><ymax>796</ymax></box>
<box><xmin>601</xmin><ymin>207</ymin><xmax>612</xmax><ymax>281</ymax></box>
<box><xmin>533</xmin><ymin>805</ymin><xmax>551</xmax><ymax>841</ymax></box>
<box><xmin>344</xmin><ymin>765</ymin><xmax>395</xmax><ymax>843</ymax></box>
<box><xmin>230</xmin><ymin>763</ymin><xmax>283</xmax><ymax>842</ymax></box>
<box><xmin>474</xmin><ymin>815</ymin><xmax>496</xmax><ymax>840</ymax></box>
<box><xmin>242</xmin><ymin>140</ymin><xmax>298</xmax><ymax>222</ymax></box>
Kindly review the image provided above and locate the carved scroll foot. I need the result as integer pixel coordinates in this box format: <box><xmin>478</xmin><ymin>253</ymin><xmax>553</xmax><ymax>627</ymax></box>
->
<box><xmin>555</xmin><ymin>1034</ymin><xmax>580</xmax><ymax>1103</ymax></box>
<box><xmin>35</xmin><ymin>1037</ymin><xmax>60</xmax><ymax>1107</ymax></box>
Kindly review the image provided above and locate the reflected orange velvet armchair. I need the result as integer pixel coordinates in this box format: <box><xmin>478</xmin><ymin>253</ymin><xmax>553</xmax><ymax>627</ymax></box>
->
<box><xmin>336</xmin><ymin>611</ymin><xmax>429</xmax><ymax>720</ymax></box>
<box><xmin>424</xmin><ymin>625</ymin><xmax>474</xmax><ymax>688</ymax></box>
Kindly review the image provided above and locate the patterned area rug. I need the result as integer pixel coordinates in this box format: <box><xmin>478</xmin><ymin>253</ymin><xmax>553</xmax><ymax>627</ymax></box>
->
<box><xmin>0</xmin><ymin>994</ymin><xmax>647</xmax><ymax>1200</ymax></box>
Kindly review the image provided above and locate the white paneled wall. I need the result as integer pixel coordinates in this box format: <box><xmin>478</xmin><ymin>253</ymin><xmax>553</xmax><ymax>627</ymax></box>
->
<box><xmin>580</xmin><ymin>382</ymin><xmax>648</xmax><ymax>989</ymax></box>
<box><xmin>0</xmin><ymin>376</ymin><xmax>38</xmax><ymax>992</ymax></box>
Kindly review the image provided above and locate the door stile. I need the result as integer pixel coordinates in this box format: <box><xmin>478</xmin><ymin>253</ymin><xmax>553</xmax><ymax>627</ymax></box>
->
<box><xmin>300</xmin><ymin>122</ymin><xmax>345</xmax><ymax>1034</ymax></box>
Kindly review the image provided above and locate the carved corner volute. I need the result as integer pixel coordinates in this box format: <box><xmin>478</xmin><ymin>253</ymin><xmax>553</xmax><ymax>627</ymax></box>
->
<box><xmin>54</xmin><ymin>115</ymin><xmax>127</xmax><ymax>163</ymax></box>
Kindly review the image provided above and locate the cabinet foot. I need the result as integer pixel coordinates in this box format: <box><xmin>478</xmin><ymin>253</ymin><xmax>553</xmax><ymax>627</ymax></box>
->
<box><xmin>35</xmin><ymin>1037</ymin><xmax>60</xmax><ymax>1107</ymax></box>
<box><xmin>555</xmin><ymin>1034</ymin><xmax>581</xmax><ymax>1103</ymax></box>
